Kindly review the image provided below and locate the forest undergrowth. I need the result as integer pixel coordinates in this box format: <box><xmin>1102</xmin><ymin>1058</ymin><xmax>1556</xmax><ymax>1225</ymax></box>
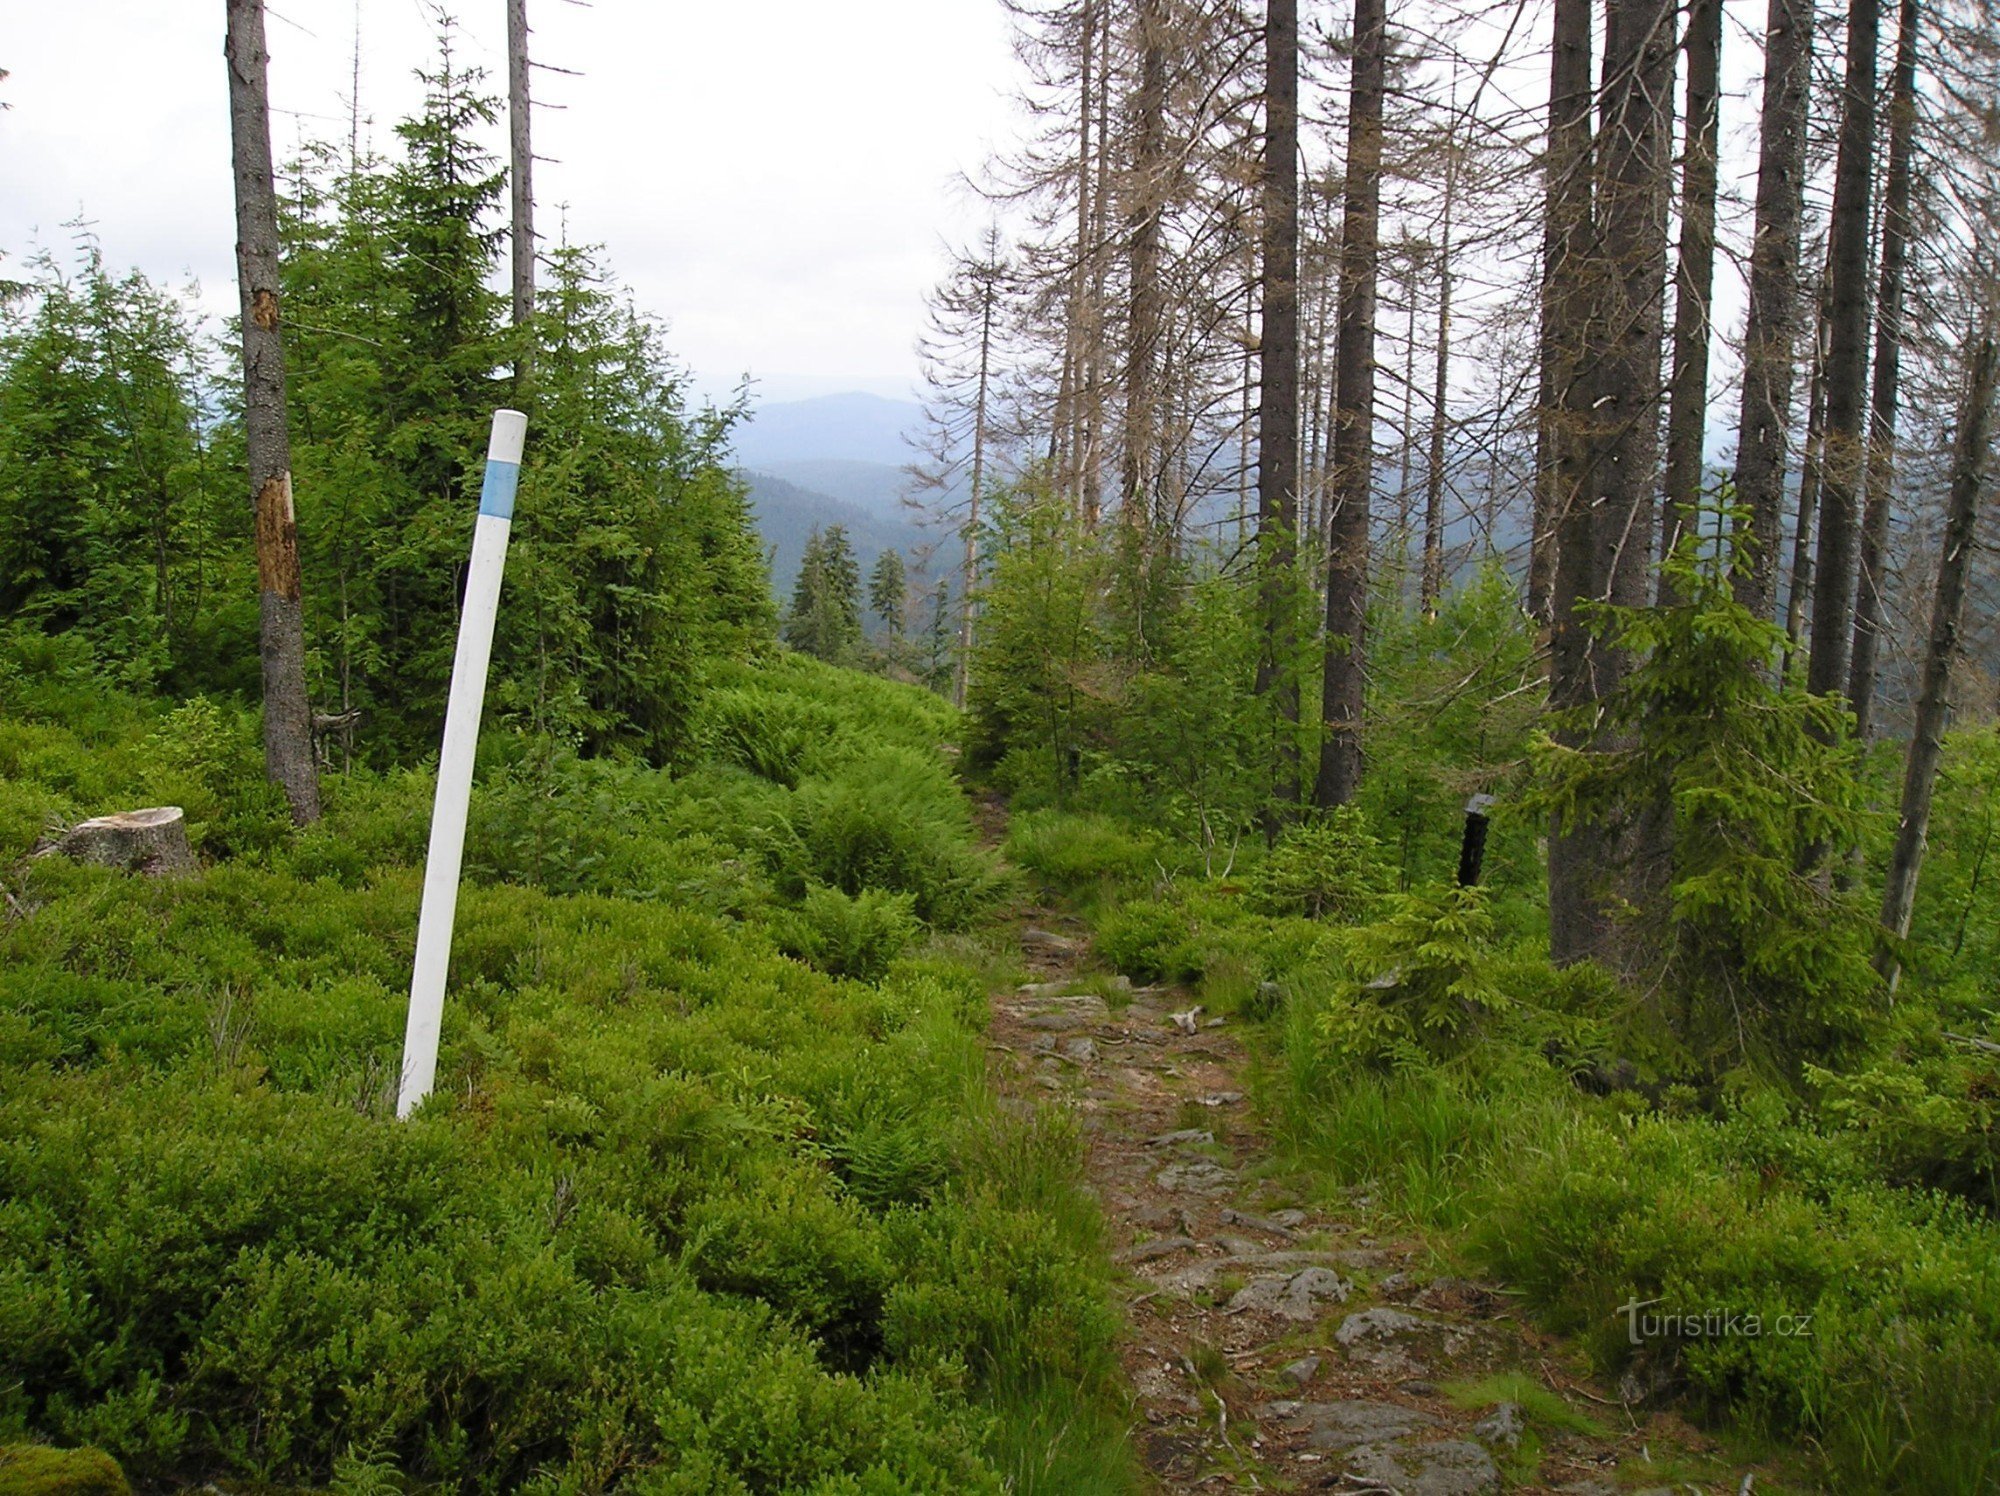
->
<box><xmin>0</xmin><ymin>636</ymin><xmax>1138</xmax><ymax>1495</ymax></box>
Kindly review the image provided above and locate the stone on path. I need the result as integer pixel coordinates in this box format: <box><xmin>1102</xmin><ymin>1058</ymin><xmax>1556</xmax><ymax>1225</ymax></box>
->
<box><xmin>1346</xmin><ymin>1439</ymin><xmax>1500</xmax><ymax>1496</ymax></box>
<box><xmin>1261</xmin><ymin>1398</ymin><xmax>1436</xmax><ymax>1449</ymax></box>
<box><xmin>1224</xmin><ymin>1265</ymin><xmax>1351</xmax><ymax>1321</ymax></box>
<box><xmin>1021</xmin><ymin>927</ymin><xmax>1079</xmax><ymax>958</ymax></box>
<box><xmin>1472</xmin><ymin>1400</ymin><xmax>1524</xmax><ymax>1450</ymax></box>
<box><xmin>1155</xmin><ymin>1160</ymin><xmax>1234</xmax><ymax>1193</ymax></box>
<box><xmin>1279</xmin><ymin>1355</ymin><xmax>1320</xmax><ymax>1386</ymax></box>
<box><xmin>1336</xmin><ymin>1306</ymin><xmax>1450</xmax><ymax>1373</ymax></box>
<box><xmin>1116</xmin><ymin>1236</ymin><xmax>1197</xmax><ymax>1265</ymax></box>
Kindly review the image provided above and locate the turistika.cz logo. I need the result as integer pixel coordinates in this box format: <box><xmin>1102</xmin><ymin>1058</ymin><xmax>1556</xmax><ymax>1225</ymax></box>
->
<box><xmin>1617</xmin><ymin>1297</ymin><xmax>1814</xmax><ymax>1346</ymax></box>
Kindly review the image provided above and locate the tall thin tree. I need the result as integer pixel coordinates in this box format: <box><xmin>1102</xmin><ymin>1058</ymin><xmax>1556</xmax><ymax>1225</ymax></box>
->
<box><xmin>508</xmin><ymin>0</ymin><xmax>534</xmax><ymax>385</ymax></box>
<box><xmin>1731</xmin><ymin>0</ymin><xmax>1816</xmax><ymax>618</ymax></box>
<box><xmin>225</xmin><ymin>0</ymin><xmax>320</xmax><ymax>824</ymax></box>
<box><xmin>1659</xmin><ymin>0</ymin><xmax>1724</xmax><ymax>601</ymax></box>
<box><xmin>1878</xmin><ymin>322</ymin><xmax>1997</xmax><ymax>985</ymax></box>
<box><xmin>1317</xmin><ymin>0</ymin><xmax>1385</xmax><ymax>809</ymax></box>
<box><xmin>1804</xmin><ymin>0</ymin><xmax>1882</xmax><ymax>706</ymax></box>
<box><xmin>1531</xmin><ymin>0</ymin><xmax>1595</xmax><ymax>628</ymax></box>
<box><xmin>1848</xmin><ymin>0</ymin><xmax>1920</xmax><ymax>739</ymax></box>
<box><xmin>1254</xmin><ymin>0</ymin><xmax>1302</xmax><ymax>824</ymax></box>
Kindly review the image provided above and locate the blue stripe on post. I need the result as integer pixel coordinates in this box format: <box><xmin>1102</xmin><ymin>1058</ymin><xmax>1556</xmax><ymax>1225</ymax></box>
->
<box><xmin>478</xmin><ymin>458</ymin><xmax>522</xmax><ymax>521</ymax></box>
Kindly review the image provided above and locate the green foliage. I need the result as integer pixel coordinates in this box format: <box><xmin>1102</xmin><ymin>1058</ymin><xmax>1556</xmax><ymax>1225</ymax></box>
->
<box><xmin>0</xmin><ymin>240</ymin><xmax>245</xmax><ymax>694</ymax></box>
<box><xmin>1096</xmin><ymin>897</ymin><xmax>1198</xmax><ymax>985</ymax></box>
<box><xmin>273</xmin><ymin>27</ymin><xmax>770</xmax><ymax>765</ymax></box>
<box><xmin>777</xmin><ymin>884</ymin><xmax>922</xmax><ymax>981</ymax></box>
<box><xmin>1532</xmin><ymin>546</ymin><xmax>1882</xmax><ymax>1075</ymax></box>
<box><xmin>775</xmin><ymin>748</ymin><xmax>999</xmax><ymax>929</ymax></box>
<box><xmin>964</xmin><ymin>485</ymin><xmax>1107</xmax><ymax>801</ymax></box>
<box><xmin>1299</xmin><ymin>886</ymin><xmax>1511</xmax><ymax>1070</ymax></box>
<box><xmin>1810</xmin><ymin>1021</ymin><xmax>2000</xmax><ymax>1212</ymax></box>
<box><xmin>1357</xmin><ymin>563</ymin><xmax>1542</xmax><ymax>904</ymax></box>
<box><xmin>137</xmin><ymin>697</ymin><xmax>289</xmax><ymax>860</ymax></box>
<box><xmin>785</xmin><ymin>526</ymin><xmax>866</xmax><ymax>665</ymax></box>
<box><xmin>1251</xmin><ymin>808</ymin><xmax>1390</xmax><ymax>919</ymax></box>
<box><xmin>1003</xmin><ymin>809</ymin><xmax>1160</xmax><ymax>898</ymax></box>
<box><xmin>0</xmin><ymin>1445</ymin><xmax>131</xmax><ymax>1496</ymax></box>
<box><xmin>868</xmin><ymin>549</ymin><xmax>908</xmax><ymax>635</ymax></box>
<box><xmin>0</xmin><ymin>654</ymin><xmax>1132</xmax><ymax>1494</ymax></box>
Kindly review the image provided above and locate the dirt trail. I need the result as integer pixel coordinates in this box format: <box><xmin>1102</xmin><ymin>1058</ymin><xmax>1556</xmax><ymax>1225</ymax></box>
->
<box><xmin>982</xmin><ymin>853</ymin><xmax>1781</xmax><ymax>1493</ymax></box>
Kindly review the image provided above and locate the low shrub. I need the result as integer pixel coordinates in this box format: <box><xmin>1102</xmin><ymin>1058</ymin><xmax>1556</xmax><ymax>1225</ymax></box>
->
<box><xmin>776</xmin><ymin>884</ymin><xmax>921</xmax><ymax>982</ymax></box>
<box><xmin>1250</xmin><ymin>808</ymin><xmax>1390</xmax><ymax>920</ymax></box>
<box><xmin>1004</xmin><ymin>809</ymin><xmax>1160</xmax><ymax>897</ymax></box>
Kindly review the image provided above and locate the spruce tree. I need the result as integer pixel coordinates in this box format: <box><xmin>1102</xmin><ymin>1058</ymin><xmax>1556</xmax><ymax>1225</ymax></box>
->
<box><xmin>869</xmin><ymin>549</ymin><xmax>907</xmax><ymax>635</ymax></box>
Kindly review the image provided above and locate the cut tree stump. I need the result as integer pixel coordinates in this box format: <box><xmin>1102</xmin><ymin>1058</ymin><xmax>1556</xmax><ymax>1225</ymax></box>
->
<box><xmin>44</xmin><ymin>808</ymin><xmax>196</xmax><ymax>878</ymax></box>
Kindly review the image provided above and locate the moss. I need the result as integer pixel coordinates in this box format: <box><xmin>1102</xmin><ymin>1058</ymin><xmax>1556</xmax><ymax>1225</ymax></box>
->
<box><xmin>0</xmin><ymin>1446</ymin><xmax>132</xmax><ymax>1496</ymax></box>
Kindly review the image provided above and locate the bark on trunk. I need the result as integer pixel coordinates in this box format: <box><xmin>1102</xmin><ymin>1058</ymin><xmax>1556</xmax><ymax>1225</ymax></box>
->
<box><xmin>1784</xmin><ymin>290</ymin><xmax>1833</xmax><ymax>667</ymax></box>
<box><xmin>1256</xmin><ymin>0</ymin><xmax>1302</xmax><ymax>826</ymax></box>
<box><xmin>508</xmin><ymin>0</ymin><xmax>534</xmax><ymax>385</ymax></box>
<box><xmin>1659</xmin><ymin>0</ymin><xmax>1723</xmax><ymax>600</ymax></box>
<box><xmin>226</xmin><ymin>0</ymin><xmax>321</xmax><ymax>826</ymax></box>
<box><xmin>957</xmin><ymin>260</ymin><xmax>995</xmax><ymax>712</ymax></box>
<box><xmin>1420</xmin><ymin>158</ymin><xmax>1455</xmax><ymax>617</ymax></box>
<box><xmin>1548</xmin><ymin>0</ymin><xmax>1675</xmax><ymax>970</ymax></box>
<box><xmin>1315</xmin><ymin>0</ymin><xmax>1385</xmax><ymax>810</ymax></box>
<box><xmin>1530</xmin><ymin>0</ymin><xmax>1595</xmax><ymax>626</ymax></box>
<box><xmin>1804</xmin><ymin>0</ymin><xmax>1882</xmax><ymax>706</ymax></box>
<box><xmin>1543</xmin><ymin>0</ymin><xmax>1599</xmax><ymax>961</ymax></box>
<box><xmin>1731</xmin><ymin>0</ymin><xmax>1816</xmax><ymax>617</ymax></box>
<box><xmin>1123</xmin><ymin>0</ymin><xmax>1168</xmax><ymax>539</ymax></box>
<box><xmin>1848</xmin><ymin>0</ymin><xmax>1919</xmax><ymax>740</ymax></box>
<box><xmin>1878</xmin><ymin>328</ymin><xmax>1997</xmax><ymax>985</ymax></box>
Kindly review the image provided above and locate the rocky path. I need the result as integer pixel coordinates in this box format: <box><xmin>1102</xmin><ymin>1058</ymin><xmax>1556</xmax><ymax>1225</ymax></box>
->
<box><xmin>986</xmin><ymin>912</ymin><xmax>1783</xmax><ymax>1495</ymax></box>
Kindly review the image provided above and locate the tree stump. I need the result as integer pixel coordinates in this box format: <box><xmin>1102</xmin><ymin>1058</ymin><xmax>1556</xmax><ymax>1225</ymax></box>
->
<box><xmin>45</xmin><ymin>808</ymin><xmax>196</xmax><ymax>878</ymax></box>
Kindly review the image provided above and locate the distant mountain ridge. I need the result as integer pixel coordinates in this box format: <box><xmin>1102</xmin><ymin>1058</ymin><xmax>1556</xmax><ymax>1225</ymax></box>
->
<box><xmin>730</xmin><ymin>393</ymin><xmax>947</xmax><ymax>607</ymax></box>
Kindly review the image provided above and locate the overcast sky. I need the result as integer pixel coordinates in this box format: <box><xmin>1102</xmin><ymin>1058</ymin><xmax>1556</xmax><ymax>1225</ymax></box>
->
<box><xmin>0</xmin><ymin>1</ymin><xmax>1019</xmax><ymax>403</ymax></box>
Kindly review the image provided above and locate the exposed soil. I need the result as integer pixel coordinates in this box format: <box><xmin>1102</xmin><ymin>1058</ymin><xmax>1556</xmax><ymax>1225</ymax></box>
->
<box><xmin>981</xmin><ymin>818</ymin><xmax>1794</xmax><ymax>1494</ymax></box>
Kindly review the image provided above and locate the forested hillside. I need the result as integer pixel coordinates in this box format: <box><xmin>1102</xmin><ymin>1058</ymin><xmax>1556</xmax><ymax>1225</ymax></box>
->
<box><xmin>4</xmin><ymin>0</ymin><xmax>2000</xmax><ymax>1492</ymax></box>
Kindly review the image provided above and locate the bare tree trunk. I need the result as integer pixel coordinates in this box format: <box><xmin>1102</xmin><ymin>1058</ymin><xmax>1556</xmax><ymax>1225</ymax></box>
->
<box><xmin>1659</xmin><ymin>0</ymin><xmax>1723</xmax><ymax>600</ymax></box>
<box><xmin>1420</xmin><ymin>158</ymin><xmax>1454</xmax><ymax>617</ymax></box>
<box><xmin>957</xmin><ymin>262</ymin><xmax>996</xmax><ymax>712</ymax></box>
<box><xmin>1534</xmin><ymin>0</ymin><xmax>1595</xmax><ymax>635</ymax></box>
<box><xmin>1543</xmin><ymin>0</ymin><xmax>1598</xmax><ymax>959</ymax></box>
<box><xmin>1316</xmin><ymin>0</ymin><xmax>1384</xmax><ymax>810</ymax></box>
<box><xmin>1549</xmin><ymin>0</ymin><xmax>1675</xmax><ymax>969</ymax></box>
<box><xmin>1255</xmin><ymin>0</ymin><xmax>1302</xmax><ymax>826</ymax></box>
<box><xmin>1878</xmin><ymin>325</ymin><xmax>1997</xmax><ymax>984</ymax></box>
<box><xmin>1123</xmin><ymin>0</ymin><xmax>1168</xmax><ymax>541</ymax></box>
<box><xmin>226</xmin><ymin>0</ymin><xmax>320</xmax><ymax>825</ymax></box>
<box><xmin>508</xmin><ymin>0</ymin><xmax>534</xmax><ymax>387</ymax></box>
<box><xmin>1849</xmin><ymin>0</ymin><xmax>1919</xmax><ymax>740</ymax></box>
<box><xmin>1083</xmin><ymin>0</ymin><xmax>1112</xmax><ymax>522</ymax></box>
<box><xmin>1732</xmin><ymin>0</ymin><xmax>1816</xmax><ymax>617</ymax></box>
<box><xmin>1805</xmin><ymin>0</ymin><xmax>1882</xmax><ymax>707</ymax></box>
<box><xmin>1784</xmin><ymin>289</ymin><xmax>1833</xmax><ymax>668</ymax></box>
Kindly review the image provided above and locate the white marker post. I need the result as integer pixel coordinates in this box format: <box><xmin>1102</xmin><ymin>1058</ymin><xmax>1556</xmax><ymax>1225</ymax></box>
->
<box><xmin>397</xmin><ymin>408</ymin><xmax>527</xmax><ymax>1118</ymax></box>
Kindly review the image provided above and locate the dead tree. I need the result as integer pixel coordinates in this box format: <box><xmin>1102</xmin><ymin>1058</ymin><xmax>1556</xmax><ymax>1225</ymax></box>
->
<box><xmin>1805</xmin><ymin>0</ymin><xmax>1883</xmax><ymax>707</ymax></box>
<box><xmin>1317</xmin><ymin>0</ymin><xmax>1386</xmax><ymax>810</ymax></box>
<box><xmin>1848</xmin><ymin>0</ymin><xmax>1921</xmax><ymax>739</ymax></box>
<box><xmin>225</xmin><ymin>0</ymin><xmax>320</xmax><ymax>825</ymax></box>
<box><xmin>1878</xmin><ymin>323</ymin><xmax>1997</xmax><ymax>984</ymax></box>
<box><xmin>1732</xmin><ymin>0</ymin><xmax>1817</xmax><ymax>618</ymax></box>
<box><xmin>1659</xmin><ymin>0</ymin><xmax>1724</xmax><ymax>600</ymax></box>
<box><xmin>508</xmin><ymin>0</ymin><xmax>534</xmax><ymax>386</ymax></box>
<box><xmin>1255</xmin><ymin>0</ymin><xmax>1303</xmax><ymax>825</ymax></box>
